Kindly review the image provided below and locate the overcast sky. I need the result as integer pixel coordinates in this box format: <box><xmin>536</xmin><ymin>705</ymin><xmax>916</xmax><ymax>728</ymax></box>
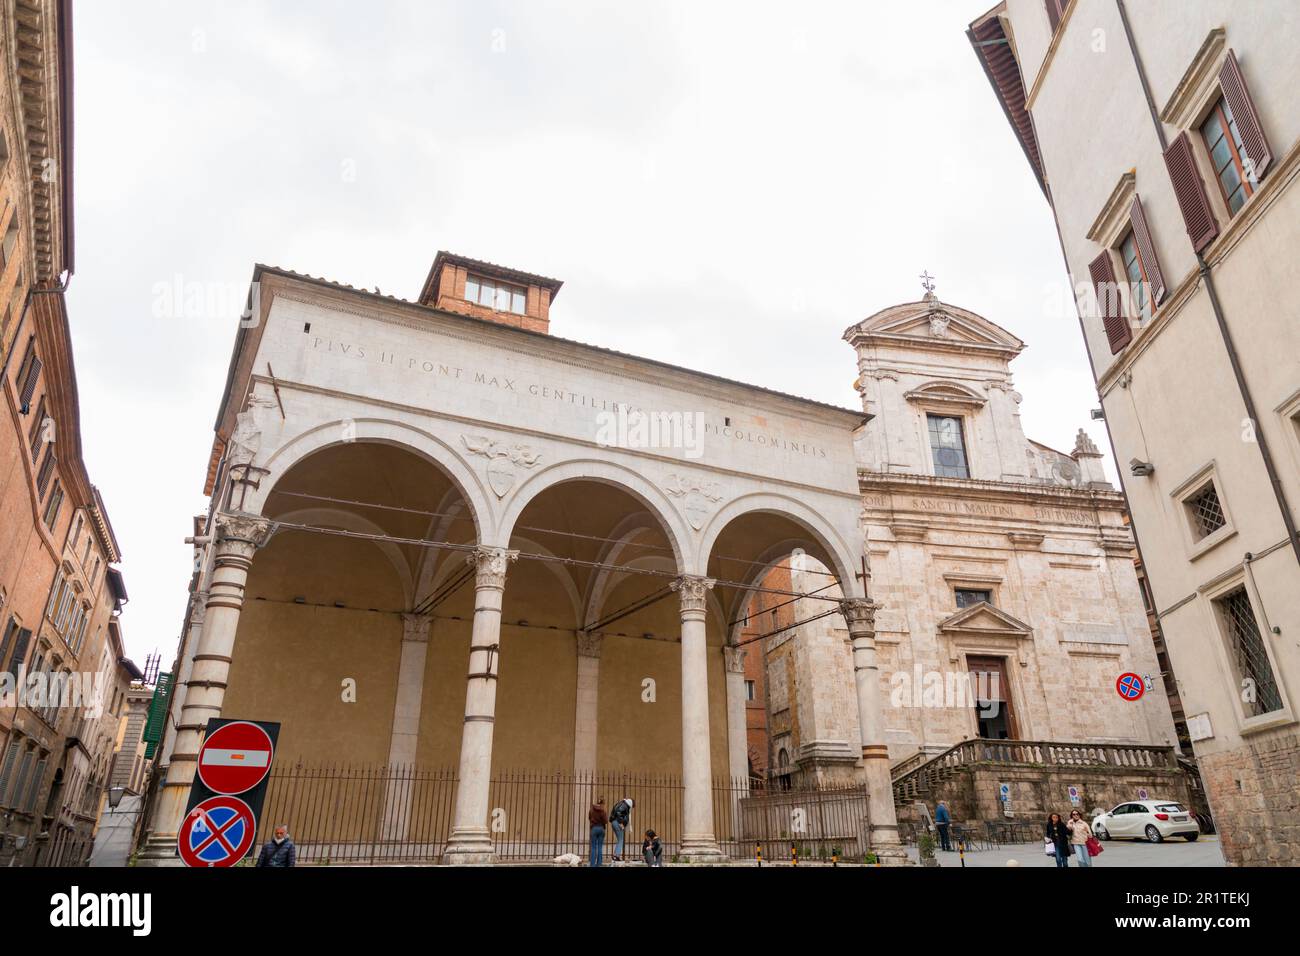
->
<box><xmin>67</xmin><ymin>0</ymin><xmax>1110</xmax><ymax>663</ymax></box>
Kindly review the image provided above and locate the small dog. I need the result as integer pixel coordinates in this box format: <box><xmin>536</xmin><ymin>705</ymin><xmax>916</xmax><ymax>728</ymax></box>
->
<box><xmin>552</xmin><ymin>852</ymin><xmax>583</xmax><ymax>866</ymax></box>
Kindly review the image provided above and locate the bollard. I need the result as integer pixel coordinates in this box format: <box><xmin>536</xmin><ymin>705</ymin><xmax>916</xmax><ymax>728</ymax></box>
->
<box><xmin>832</xmin><ymin>849</ymin><xmax>838</xmax><ymax>867</ymax></box>
<box><xmin>756</xmin><ymin>842</ymin><xmax>763</xmax><ymax>868</ymax></box>
<box><xmin>958</xmin><ymin>838</ymin><xmax>966</xmax><ymax>868</ymax></box>
<box><xmin>791</xmin><ymin>842</ymin><xmax>798</xmax><ymax>867</ymax></box>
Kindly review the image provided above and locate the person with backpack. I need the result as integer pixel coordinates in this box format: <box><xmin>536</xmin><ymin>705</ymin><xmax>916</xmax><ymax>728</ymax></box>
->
<box><xmin>610</xmin><ymin>797</ymin><xmax>634</xmax><ymax>862</ymax></box>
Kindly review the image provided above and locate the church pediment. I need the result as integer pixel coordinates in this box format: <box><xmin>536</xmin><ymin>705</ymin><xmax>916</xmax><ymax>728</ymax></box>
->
<box><xmin>843</xmin><ymin>297</ymin><xmax>1025</xmax><ymax>355</ymax></box>
<box><xmin>903</xmin><ymin>380</ymin><xmax>987</xmax><ymax>409</ymax></box>
<box><xmin>937</xmin><ymin>602</ymin><xmax>1033</xmax><ymax>637</ymax></box>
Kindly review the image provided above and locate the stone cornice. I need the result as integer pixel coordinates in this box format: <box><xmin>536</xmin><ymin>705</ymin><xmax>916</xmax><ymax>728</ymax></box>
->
<box><xmin>5</xmin><ymin>0</ymin><xmax>71</xmax><ymax>282</ymax></box>
<box><xmin>215</xmin><ymin>270</ymin><xmax>866</xmax><ymax>446</ymax></box>
<box><xmin>1159</xmin><ymin>27</ymin><xmax>1226</xmax><ymax>127</ymax></box>
<box><xmin>860</xmin><ymin>471</ymin><xmax>1124</xmax><ymax>512</ymax></box>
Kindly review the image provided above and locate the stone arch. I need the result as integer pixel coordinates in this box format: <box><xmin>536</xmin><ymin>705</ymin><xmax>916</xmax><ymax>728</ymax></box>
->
<box><xmin>696</xmin><ymin>491</ymin><xmax>861</xmax><ymax>597</ymax></box>
<box><xmin>249</xmin><ymin>417</ymin><xmax>493</xmax><ymax>539</ymax></box>
<box><xmin>492</xmin><ymin>457</ymin><xmax>692</xmax><ymax>571</ymax></box>
<box><xmin>723</xmin><ymin>540</ymin><xmax>841</xmax><ymax>647</ymax></box>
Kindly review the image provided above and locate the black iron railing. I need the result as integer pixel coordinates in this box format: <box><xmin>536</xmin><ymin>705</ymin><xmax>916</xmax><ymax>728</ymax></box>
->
<box><xmin>251</xmin><ymin>762</ymin><xmax>871</xmax><ymax>864</ymax></box>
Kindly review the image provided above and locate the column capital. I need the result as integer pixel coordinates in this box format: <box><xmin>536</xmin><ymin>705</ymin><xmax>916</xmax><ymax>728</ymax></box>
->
<box><xmin>466</xmin><ymin>546</ymin><xmax>519</xmax><ymax>590</ymax></box>
<box><xmin>401</xmin><ymin>613</ymin><xmax>432</xmax><ymax>643</ymax></box>
<box><xmin>188</xmin><ymin>591</ymin><xmax>210</xmax><ymax>628</ymax></box>
<box><xmin>671</xmin><ymin>575</ymin><xmax>715</xmax><ymax>614</ymax></box>
<box><xmin>839</xmin><ymin>598</ymin><xmax>882</xmax><ymax>636</ymax></box>
<box><xmin>723</xmin><ymin>645</ymin><xmax>746</xmax><ymax>674</ymax></box>
<box><xmin>213</xmin><ymin>512</ymin><xmax>276</xmax><ymax>554</ymax></box>
<box><xmin>576</xmin><ymin>630</ymin><xmax>603</xmax><ymax>659</ymax></box>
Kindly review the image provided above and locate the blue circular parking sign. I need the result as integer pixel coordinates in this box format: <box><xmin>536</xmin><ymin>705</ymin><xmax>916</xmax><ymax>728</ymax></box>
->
<box><xmin>1116</xmin><ymin>672</ymin><xmax>1144</xmax><ymax>701</ymax></box>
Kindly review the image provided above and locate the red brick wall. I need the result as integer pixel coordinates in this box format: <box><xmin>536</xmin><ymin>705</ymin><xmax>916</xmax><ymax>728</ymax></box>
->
<box><xmin>433</xmin><ymin>263</ymin><xmax>550</xmax><ymax>334</ymax></box>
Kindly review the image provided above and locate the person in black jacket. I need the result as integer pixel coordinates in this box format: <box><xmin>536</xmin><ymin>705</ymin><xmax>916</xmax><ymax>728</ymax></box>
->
<box><xmin>642</xmin><ymin>829</ymin><xmax>663</xmax><ymax>867</ymax></box>
<box><xmin>256</xmin><ymin>825</ymin><xmax>297</xmax><ymax>867</ymax></box>
<box><xmin>1044</xmin><ymin>813</ymin><xmax>1071</xmax><ymax>868</ymax></box>
<box><xmin>609</xmin><ymin>797</ymin><xmax>634</xmax><ymax>862</ymax></box>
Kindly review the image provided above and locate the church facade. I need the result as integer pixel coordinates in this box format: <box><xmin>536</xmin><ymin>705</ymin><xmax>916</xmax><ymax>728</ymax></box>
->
<box><xmin>741</xmin><ymin>292</ymin><xmax>1184</xmax><ymax>817</ymax></box>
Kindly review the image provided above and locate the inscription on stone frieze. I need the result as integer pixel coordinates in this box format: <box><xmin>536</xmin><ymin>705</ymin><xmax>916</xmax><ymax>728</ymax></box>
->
<box><xmin>305</xmin><ymin>335</ymin><xmax>835</xmax><ymax>460</ymax></box>
<box><xmin>1032</xmin><ymin>507</ymin><xmax>1094</xmax><ymax>526</ymax></box>
<box><xmin>908</xmin><ymin>497</ymin><xmax>1015</xmax><ymax>518</ymax></box>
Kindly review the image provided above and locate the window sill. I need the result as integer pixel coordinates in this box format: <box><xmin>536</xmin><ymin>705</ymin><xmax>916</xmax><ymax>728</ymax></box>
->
<box><xmin>1238</xmin><ymin>711</ymin><xmax>1297</xmax><ymax>737</ymax></box>
<box><xmin>1185</xmin><ymin>524</ymin><xmax>1236</xmax><ymax>562</ymax></box>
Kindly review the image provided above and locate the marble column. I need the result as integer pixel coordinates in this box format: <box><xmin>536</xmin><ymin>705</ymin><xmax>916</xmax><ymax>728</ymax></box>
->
<box><xmin>444</xmin><ymin>546</ymin><xmax>516</xmax><ymax>865</ymax></box>
<box><xmin>381</xmin><ymin>613</ymin><xmax>432</xmax><ymax>840</ymax></box>
<box><xmin>841</xmin><ymin>597</ymin><xmax>909</xmax><ymax>865</ymax></box>
<box><xmin>139</xmin><ymin>512</ymin><xmax>275</xmax><ymax>864</ymax></box>
<box><xmin>672</xmin><ymin>575</ymin><xmax>723</xmax><ymax>862</ymax></box>
<box><xmin>572</xmin><ymin>631</ymin><xmax>601</xmax><ymax>839</ymax></box>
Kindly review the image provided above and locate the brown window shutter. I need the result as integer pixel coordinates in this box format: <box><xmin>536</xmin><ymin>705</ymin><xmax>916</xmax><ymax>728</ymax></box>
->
<box><xmin>1219</xmin><ymin>49</ymin><xmax>1272</xmax><ymax>183</ymax></box>
<box><xmin>18</xmin><ymin>354</ymin><xmax>40</xmax><ymax>409</ymax></box>
<box><xmin>1164</xmin><ymin>132</ymin><xmax>1219</xmax><ymax>253</ymax></box>
<box><xmin>1128</xmin><ymin>195</ymin><xmax>1167</xmax><ymax>305</ymax></box>
<box><xmin>1045</xmin><ymin>0</ymin><xmax>1066</xmax><ymax>31</ymax></box>
<box><xmin>1088</xmin><ymin>251</ymin><xmax>1131</xmax><ymax>354</ymax></box>
<box><xmin>35</xmin><ymin>447</ymin><xmax>55</xmax><ymax>499</ymax></box>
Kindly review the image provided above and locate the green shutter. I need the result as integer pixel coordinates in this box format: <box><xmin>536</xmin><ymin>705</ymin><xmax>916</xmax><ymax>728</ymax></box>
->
<box><xmin>142</xmin><ymin>672</ymin><xmax>173</xmax><ymax>759</ymax></box>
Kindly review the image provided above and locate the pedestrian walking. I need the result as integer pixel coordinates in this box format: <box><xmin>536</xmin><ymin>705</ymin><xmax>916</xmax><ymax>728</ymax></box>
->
<box><xmin>589</xmin><ymin>797</ymin><xmax>609</xmax><ymax>867</ymax></box>
<box><xmin>255</xmin><ymin>825</ymin><xmax>297</xmax><ymax>867</ymax></box>
<box><xmin>1044</xmin><ymin>812</ymin><xmax>1071</xmax><ymax>868</ymax></box>
<box><xmin>642</xmin><ymin>829</ymin><xmax>663</xmax><ymax>867</ymax></box>
<box><xmin>1066</xmin><ymin>809</ymin><xmax>1093</xmax><ymax>867</ymax></box>
<box><xmin>934</xmin><ymin>800</ymin><xmax>952</xmax><ymax>851</ymax></box>
<box><xmin>610</xmin><ymin>796</ymin><xmax>634</xmax><ymax>862</ymax></box>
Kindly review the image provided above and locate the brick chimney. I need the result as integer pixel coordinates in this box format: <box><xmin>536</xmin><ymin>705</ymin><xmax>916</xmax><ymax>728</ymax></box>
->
<box><xmin>417</xmin><ymin>251</ymin><xmax>563</xmax><ymax>334</ymax></box>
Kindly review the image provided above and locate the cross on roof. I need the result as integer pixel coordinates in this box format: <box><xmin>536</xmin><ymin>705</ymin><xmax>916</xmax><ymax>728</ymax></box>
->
<box><xmin>920</xmin><ymin>270</ymin><xmax>936</xmax><ymax>295</ymax></box>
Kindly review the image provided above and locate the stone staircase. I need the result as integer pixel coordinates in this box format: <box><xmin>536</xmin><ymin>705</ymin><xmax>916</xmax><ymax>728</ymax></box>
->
<box><xmin>890</xmin><ymin>738</ymin><xmax>1187</xmax><ymax>835</ymax></box>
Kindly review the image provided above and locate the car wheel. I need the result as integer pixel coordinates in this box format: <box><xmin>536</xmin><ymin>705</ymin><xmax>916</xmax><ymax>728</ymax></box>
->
<box><xmin>1145</xmin><ymin>824</ymin><xmax>1163</xmax><ymax>843</ymax></box>
<box><xmin>1185</xmin><ymin>832</ymin><xmax>1199</xmax><ymax>842</ymax></box>
<box><xmin>1097</xmin><ymin>826</ymin><xmax>1110</xmax><ymax>841</ymax></box>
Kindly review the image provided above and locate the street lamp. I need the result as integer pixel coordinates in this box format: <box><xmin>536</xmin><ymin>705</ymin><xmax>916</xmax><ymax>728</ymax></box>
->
<box><xmin>106</xmin><ymin>786</ymin><xmax>126</xmax><ymax>810</ymax></box>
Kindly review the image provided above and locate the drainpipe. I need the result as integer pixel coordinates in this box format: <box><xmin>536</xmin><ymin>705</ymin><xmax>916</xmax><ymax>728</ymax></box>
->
<box><xmin>1116</xmin><ymin>0</ymin><xmax>1300</xmax><ymax>568</ymax></box>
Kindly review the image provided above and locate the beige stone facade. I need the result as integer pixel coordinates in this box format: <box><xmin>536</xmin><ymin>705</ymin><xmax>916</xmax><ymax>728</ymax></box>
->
<box><xmin>744</xmin><ymin>294</ymin><xmax>1178</xmax><ymax>795</ymax></box>
<box><xmin>971</xmin><ymin>0</ymin><xmax>1300</xmax><ymax>864</ymax></box>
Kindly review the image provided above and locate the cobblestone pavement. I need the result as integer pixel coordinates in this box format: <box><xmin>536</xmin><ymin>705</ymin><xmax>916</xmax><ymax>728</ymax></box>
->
<box><xmin>914</xmin><ymin>835</ymin><xmax>1225</xmax><ymax>867</ymax></box>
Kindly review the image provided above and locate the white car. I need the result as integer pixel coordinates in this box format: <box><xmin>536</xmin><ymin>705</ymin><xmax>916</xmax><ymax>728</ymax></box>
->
<box><xmin>1092</xmin><ymin>800</ymin><xmax>1200</xmax><ymax>843</ymax></box>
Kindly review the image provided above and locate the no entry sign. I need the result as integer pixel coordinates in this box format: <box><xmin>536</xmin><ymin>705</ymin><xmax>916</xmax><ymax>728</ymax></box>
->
<box><xmin>198</xmin><ymin>720</ymin><xmax>275</xmax><ymax>795</ymax></box>
<box><xmin>1116</xmin><ymin>672</ymin><xmax>1145</xmax><ymax>701</ymax></box>
<box><xmin>180</xmin><ymin>717</ymin><xmax>281</xmax><ymax>867</ymax></box>
<box><xmin>178</xmin><ymin>795</ymin><xmax>257</xmax><ymax>867</ymax></box>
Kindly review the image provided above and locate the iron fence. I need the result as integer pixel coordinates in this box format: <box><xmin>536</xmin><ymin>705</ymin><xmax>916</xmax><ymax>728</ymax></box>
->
<box><xmin>251</xmin><ymin>762</ymin><xmax>870</xmax><ymax>864</ymax></box>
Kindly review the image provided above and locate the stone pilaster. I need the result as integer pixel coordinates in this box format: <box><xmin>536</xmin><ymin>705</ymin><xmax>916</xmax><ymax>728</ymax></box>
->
<box><xmin>381</xmin><ymin>613</ymin><xmax>432</xmax><ymax>840</ymax></box>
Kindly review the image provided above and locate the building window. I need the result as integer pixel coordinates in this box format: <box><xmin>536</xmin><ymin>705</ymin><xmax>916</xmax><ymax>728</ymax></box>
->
<box><xmin>1119</xmin><ymin>230</ymin><xmax>1151</xmax><ymax>321</ymax></box>
<box><xmin>745</xmin><ymin>679</ymin><xmax>756</xmax><ymax>701</ymax></box>
<box><xmin>1215</xmin><ymin>587</ymin><xmax>1282</xmax><ymax>717</ymax></box>
<box><xmin>927</xmin><ymin>414</ymin><xmax>969</xmax><ymax>478</ymax></box>
<box><xmin>955</xmin><ymin>588</ymin><xmax>992</xmax><ymax>609</ymax></box>
<box><xmin>1184</xmin><ymin>481</ymin><xmax>1226</xmax><ymax>541</ymax></box>
<box><xmin>42</xmin><ymin>479</ymin><xmax>63</xmax><ymax>530</ymax></box>
<box><xmin>464</xmin><ymin>275</ymin><xmax>526</xmax><ymax>315</ymax></box>
<box><xmin>1201</xmin><ymin>97</ymin><xmax>1254</xmax><ymax>215</ymax></box>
